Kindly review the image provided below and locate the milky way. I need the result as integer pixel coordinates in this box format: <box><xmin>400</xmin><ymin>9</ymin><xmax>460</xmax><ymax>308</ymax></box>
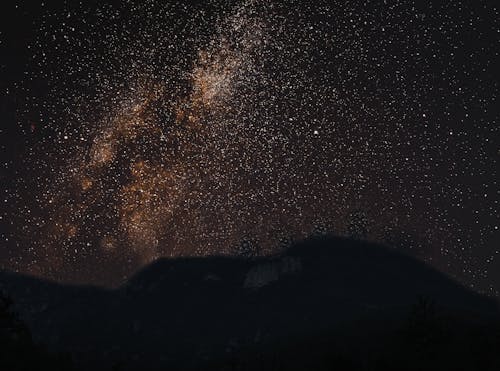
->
<box><xmin>1</xmin><ymin>0</ymin><xmax>498</xmax><ymax>290</ymax></box>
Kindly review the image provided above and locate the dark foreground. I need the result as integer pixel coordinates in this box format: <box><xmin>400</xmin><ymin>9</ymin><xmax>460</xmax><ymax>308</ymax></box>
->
<box><xmin>1</xmin><ymin>236</ymin><xmax>499</xmax><ymax>370</ymax></box>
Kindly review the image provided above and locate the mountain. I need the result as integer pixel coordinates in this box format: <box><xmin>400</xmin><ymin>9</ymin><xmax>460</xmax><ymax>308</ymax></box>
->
<box><xmin>1</xmin><ymin>236</ymin><xmax>499</xmax><ymax>370</ymax></box>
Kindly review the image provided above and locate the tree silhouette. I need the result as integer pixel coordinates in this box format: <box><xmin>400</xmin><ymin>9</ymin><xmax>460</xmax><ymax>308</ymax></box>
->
<box><xmin>237</xmin><ymin>237</ymin><xmax>261</xmax><ymax>258</ymax></box>
<box><xmin>0</xmin><ymin>291</ymin><xmax>33</xmax><ymax>369</ymax></box>
<box><xmin>0</xmin><ymin>290</ymin><xmax>73</xmax><ymax>371</ymax></box>
<box><xmin>405</xmin><ymin>296</ymin><xmax>449</xmax><ymax>352</ymax></box>
<box><xmin>278</xmin><ymin>233</ymin><xmax>293</xmax><ymax>250</ymax></box>
<box><xmin>312</xmin><ymin>222</ymin><xmax>328</xmax><ymax>237</ymax></box>
<box><xmin>347</xmin><ymin>210</ymin><xmax>369</xmax><ymax>240</ymax></box>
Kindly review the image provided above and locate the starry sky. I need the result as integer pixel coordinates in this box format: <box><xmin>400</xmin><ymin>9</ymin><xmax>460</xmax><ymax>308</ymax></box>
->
<box><xmin>0</xmin><ymin>0</ymin><xmax>498</xmax><ymax>291</ymax></box>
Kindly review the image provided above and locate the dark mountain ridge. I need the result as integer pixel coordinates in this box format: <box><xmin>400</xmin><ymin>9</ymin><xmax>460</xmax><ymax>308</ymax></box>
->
<box><xmin>1</xmin><ymin>236</ymin><xmax>499</xmax><ymax>370</ymax></box>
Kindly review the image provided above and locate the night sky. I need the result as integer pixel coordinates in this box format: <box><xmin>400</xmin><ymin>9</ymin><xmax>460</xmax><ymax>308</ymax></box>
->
<box><xmin>0</xmin><ymin>0</ymin><xmax>498</xmax><ymax>291</ymax></box>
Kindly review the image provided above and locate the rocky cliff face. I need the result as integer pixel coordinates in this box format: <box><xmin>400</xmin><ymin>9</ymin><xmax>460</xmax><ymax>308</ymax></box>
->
<box><xmin>244</xmin><ymin>256</ymin><xmax>302</xmax><ymax>288</ymax></box>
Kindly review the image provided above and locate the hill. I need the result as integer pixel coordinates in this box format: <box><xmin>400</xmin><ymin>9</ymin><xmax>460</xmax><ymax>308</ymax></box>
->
<box><xmin>0</xmin><ymin>236</ymin><xmax>499</xmax><ymax>370</ymax></box>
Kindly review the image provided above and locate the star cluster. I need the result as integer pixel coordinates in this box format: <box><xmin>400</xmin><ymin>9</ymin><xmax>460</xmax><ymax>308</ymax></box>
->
<box><xmin>0</xmin><ymin>0</ymin><xmax>498</xmax><ymax>290</ymax></box>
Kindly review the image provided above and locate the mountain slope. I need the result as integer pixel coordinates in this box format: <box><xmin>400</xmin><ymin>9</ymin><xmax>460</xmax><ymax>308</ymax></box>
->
<box><xmin>0</xmin><ymin>236</ymin><xmax>498</xmax><ymax>370</ymax></box>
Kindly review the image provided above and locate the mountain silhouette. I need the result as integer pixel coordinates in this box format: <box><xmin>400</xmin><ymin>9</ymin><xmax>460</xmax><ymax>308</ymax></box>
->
<box><xmin>0</xmin><ymin>236</ymin><xmax>498</xmax><ymax>370</ymax></box>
